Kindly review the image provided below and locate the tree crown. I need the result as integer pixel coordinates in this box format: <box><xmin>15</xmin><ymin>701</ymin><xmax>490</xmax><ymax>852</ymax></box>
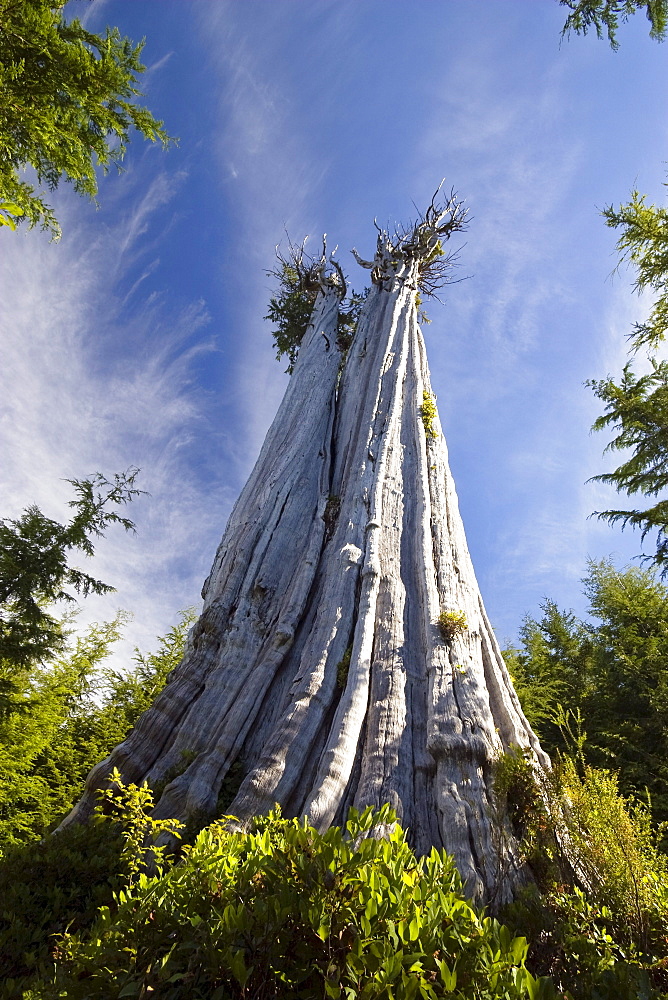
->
<box><xmin>560</xmin><ymin>0</ymin><xmax>668</xmax><ymax>50</ymax></box>
<box><xmin>0</xmin><ymin>469</ymin><xmax>143</xmax><ymax>668</ymax></box>
<box><xmin>0</xmin><ymin>0</ymin><xmax>174</xmax><ymax>237</ymax></box>
<box><xmin>352</xmin><ymin>184</ymin><xmax>468</xmax><ymax>296</ymax></box>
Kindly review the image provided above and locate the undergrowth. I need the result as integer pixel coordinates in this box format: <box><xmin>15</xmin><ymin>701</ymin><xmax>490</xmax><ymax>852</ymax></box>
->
<box><xmin>5</xmin><ymin>727</ymin><xmax>668</xmax><ymax>999</ymax></box>
<box><xmin>33</xmin><ymin>793</ymin><xmax>554</xmax><ymax>1000</ymax></box>
<box><xmin>494</xmin><ymin>725</ymin><xmax>668</xmax><ymax>999</ymax></box>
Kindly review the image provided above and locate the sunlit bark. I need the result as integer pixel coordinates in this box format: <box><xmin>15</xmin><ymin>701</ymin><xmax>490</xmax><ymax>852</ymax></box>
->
<box><xmin>62</xmin><ymin>195</ymin><xmax>548</xmax><ymax>905</ymax></box>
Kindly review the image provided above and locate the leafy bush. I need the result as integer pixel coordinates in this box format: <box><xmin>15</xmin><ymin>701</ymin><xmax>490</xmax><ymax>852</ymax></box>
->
<box><xmin>94</xmin><ymin>767</ymin><xmax>184</xmax><ymax>885</ymax></box>
<box><xmin>0</xmin><ymin>768</ymin><xmax>185</xmax><ymax>998</ymax></box>
<box><xmin>558</xmin><ymin>755</ymin><xmax>668</xmax><ymax>949</ymax></box>
<box><xmin>493</xmin><ymin>746</ymin><xmax>551</xmax><ymax>853</ymax></box>
<box><xmin>44</xmin><ymin>801</ymin><xmax>555</xmax><ymax>1000</ymax></box>
<box><xmin>495</xmin><ymin>737</ymin><xmax>668</xmax><ymax>998</ymax></box>
<box><xmin>506</xmin><ymin>885</ymin><xmax>662</xmax><ymax>1000</ymax></box>
<box><xmin>0</xmin><ymin>819</ymin><xmax>126</xmax><ymax>998</ymax></box>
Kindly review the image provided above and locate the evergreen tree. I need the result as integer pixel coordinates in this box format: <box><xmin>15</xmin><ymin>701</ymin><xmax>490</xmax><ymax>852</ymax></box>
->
<box><xmin>0</xmin><ymin>0</ymin><xmax>172</xmax><ymax>236</ymax></box>
<box><xmin>0</xmin><ymin>609</ymin><xmax>194</xmax><ymax>851</ymax></box>
<box><xmin>589</xmin><ymin>361</ymin><xmax>668</xmax><ymax>573</ymax></box>
<box><xmin>587</xmin><ymin>185</ymin><xmax>668</xmax><ymax>575</ymax></box>
<box><xmin>506</xmin><ymin>559</ymin><xmax>668</xmax><ymax>830</ymax></box>
<box><xmin>560</xmin><ymin>0</ymin><xmax>668</xmax><ymax>48</ymax></box>
<box><xmin>0</xmin><ymin>611</ymin><xmax>193</xmax><ymax>994</ymax></box>
<box><xmin>601</xmin><ymin>187</ymin><xmax>668</xmax><ymax>354</ymax></box>
<box><xmin>0</xmin><ymin>469</ymin><xmax>142</xmax><ymax>675</ymax></box>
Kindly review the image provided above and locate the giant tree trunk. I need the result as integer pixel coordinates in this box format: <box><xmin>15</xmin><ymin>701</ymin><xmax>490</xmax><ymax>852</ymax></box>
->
<box><xmin>61</xmin><ymin>200</ymin><xmax>549</xmax><ymax>905</ymax></box>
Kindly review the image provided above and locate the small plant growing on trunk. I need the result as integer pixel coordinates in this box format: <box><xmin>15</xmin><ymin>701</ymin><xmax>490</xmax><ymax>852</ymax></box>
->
<box><xmin>336</xmin><ymin>643</ymin><xmax>352</xmax><ymax>688</ymax></box>
<box><xmin>415</xmin><ymin>291</ymin><xmax>431</xmax><ymax>324</ymax></box>
<box><xmin>437</xmin><ymin>608</ymin><xmax>467</xmax><ymax>642</ymax></box>
<box><xmin>420</xmin><ymin>390</ymin><xmax>438</xmax><ymax>438</ymax></box>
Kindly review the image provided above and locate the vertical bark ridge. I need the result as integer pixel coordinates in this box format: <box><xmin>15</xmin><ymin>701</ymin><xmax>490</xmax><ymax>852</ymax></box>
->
<box><xmin>305</xmin><ymin>276</ymin><xmax>416</xmax><ymax>828</ymax></box>
<box><xmin>415</xmin><ymin>332</ymin><xmax>539</xmax><ymax>901</ymax></box>
<box><xmin>59</xmin><ymin>283</ymin><xmax>344</xmax><ymax>828</ymax></box>
<box><xmin>228</xmin><ymin>275</ymin><xmax>416</xmax><ymax>825</ymax></box>
<box><xmin>352</xmin><ymin>292</ymin><xmax>421</xmax><ymax>823</ymax></box>
<box><xmin>60</xmin><ymin>215</ymin><xmax>550</xmax><ymax>907</ymax></box>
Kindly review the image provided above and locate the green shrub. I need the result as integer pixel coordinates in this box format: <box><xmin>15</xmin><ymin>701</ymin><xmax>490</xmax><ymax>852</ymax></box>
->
<box><xmin>558</xmin><ymin>756</ymin><xmax>668</xmax><ymax>949</ymax></box>
<box><xmin>505</xmin><ymin>885</ymin><xmax>662</xmax><ymax>1000</ymax></box>
<box><xmin>0</xmin><ymin>769</ymin><xmax>184</xmax><ymax>997</ymax></box>
<box><xmin>47</xmin><ymin>803</ymin><xmax>555</xmax><ymax>1000</ymax></box>
<box><xmin>496</xmin><ymin>737</ymin><xmax>668</xmax><ymax>998</ymax></box>
<box><xmin>94</xmin><ymin>767</ymin><xmax>184</xmax><ymax>884</ymax></box>
<box><xmin>0</xmin><ymin>819</ymin><xmax>126</xmax><ymax>997</ymax></box>
<box><xmin>493</xmin><ymin>747</ymin><xmax>552</xmax><ymax>856</ymax></box>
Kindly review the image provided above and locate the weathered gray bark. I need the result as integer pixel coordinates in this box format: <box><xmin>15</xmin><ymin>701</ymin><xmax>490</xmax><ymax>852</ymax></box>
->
<box><xmin>61</xmin><ymin>202</ymin><xmax>549</xmax><ymax>905</ymax></box>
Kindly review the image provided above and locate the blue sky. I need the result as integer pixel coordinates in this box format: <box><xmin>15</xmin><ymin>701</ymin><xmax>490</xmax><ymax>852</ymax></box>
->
<box><xmin>2</xmin><ymin>0</ymin><xmax>668</xmax><ymax>666</ymax></box>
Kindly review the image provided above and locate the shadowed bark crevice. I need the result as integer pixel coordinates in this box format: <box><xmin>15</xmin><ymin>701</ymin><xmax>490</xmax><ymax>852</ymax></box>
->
<box><xmin>59</xmin><ymin>200</ymin><xmax>549</xmax><ymax>907</ymax></box>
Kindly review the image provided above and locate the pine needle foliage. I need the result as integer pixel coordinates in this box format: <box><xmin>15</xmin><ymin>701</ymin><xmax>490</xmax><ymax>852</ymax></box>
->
<box><xmin>265</xmin><ymin>262</ymin><xmax>318</xmax><ymax>374</ymax></box>
<box><xmin>0</xmin><ymin>0</ymin><xmax>173</xmax><ymax>237</ymax></box>
<box><xmin>265</xmin><ymin>243</ymin><xmax>365</xmax><ymax>374</ymax></box>
<box><xmin>0</xmin><ymin>612</ymin><xmax>193</xmax><ymax>995</ymax></box>
<box><xmin>589</xmin><ymin>360</ymin><xmax>668</xmax><ymax>572</ymax></box>
<box><xmin>0</xmin><ymin>608</ymin><xmax>194</xmax><ymax>851</ymax></box>
<box><xmin>602</xmin><ymin>185</ymin><xmax>668</xmax><ymax>352</ymax></box>
<box><xmin>560</xmin><ymin>0</ymin><xmax>668</xmax><ymax>49</ymax></box>
<box><xmin>584</xmin><ymin>183</ymin><xmax>668</xmax><ymax>574</ymax></box>
<box><xmin>0</xmin><ymin>470</ymin><xmax>143</xmax><ymax>670</ymax></box>
<box><xmin>505</xmin><ymin>560</ymin><xmax>668</xmax><ymax>833</ymax></box>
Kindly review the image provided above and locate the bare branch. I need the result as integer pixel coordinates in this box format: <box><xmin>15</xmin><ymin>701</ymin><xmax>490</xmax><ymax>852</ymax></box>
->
<box><xmin>351</xmin><ymin>183</ymin><xmax>469</xmax><ymax>296</ymax></box>
<box><xmin>269</xmin><ymin>232</ymin><xmax>347</xmax><ymax>298</ymax></box>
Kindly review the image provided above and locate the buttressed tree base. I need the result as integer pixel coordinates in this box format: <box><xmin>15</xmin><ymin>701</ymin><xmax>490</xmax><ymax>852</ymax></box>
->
<box><xmin>61</xmin><ymin>190</ymin><xmax>549</xmax><ymax>906</ymax></box>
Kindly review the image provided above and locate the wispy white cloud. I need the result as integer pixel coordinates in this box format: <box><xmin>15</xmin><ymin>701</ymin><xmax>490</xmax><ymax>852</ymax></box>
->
<box><xmin>0</xmin><ymin>174</ymin><xmax>227</xmax><ymax>670</ymax></box>
<box><xmin>145</xmin><ymin>52</ymin><xmax>173</xmax><ymax>76</ymax></box>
